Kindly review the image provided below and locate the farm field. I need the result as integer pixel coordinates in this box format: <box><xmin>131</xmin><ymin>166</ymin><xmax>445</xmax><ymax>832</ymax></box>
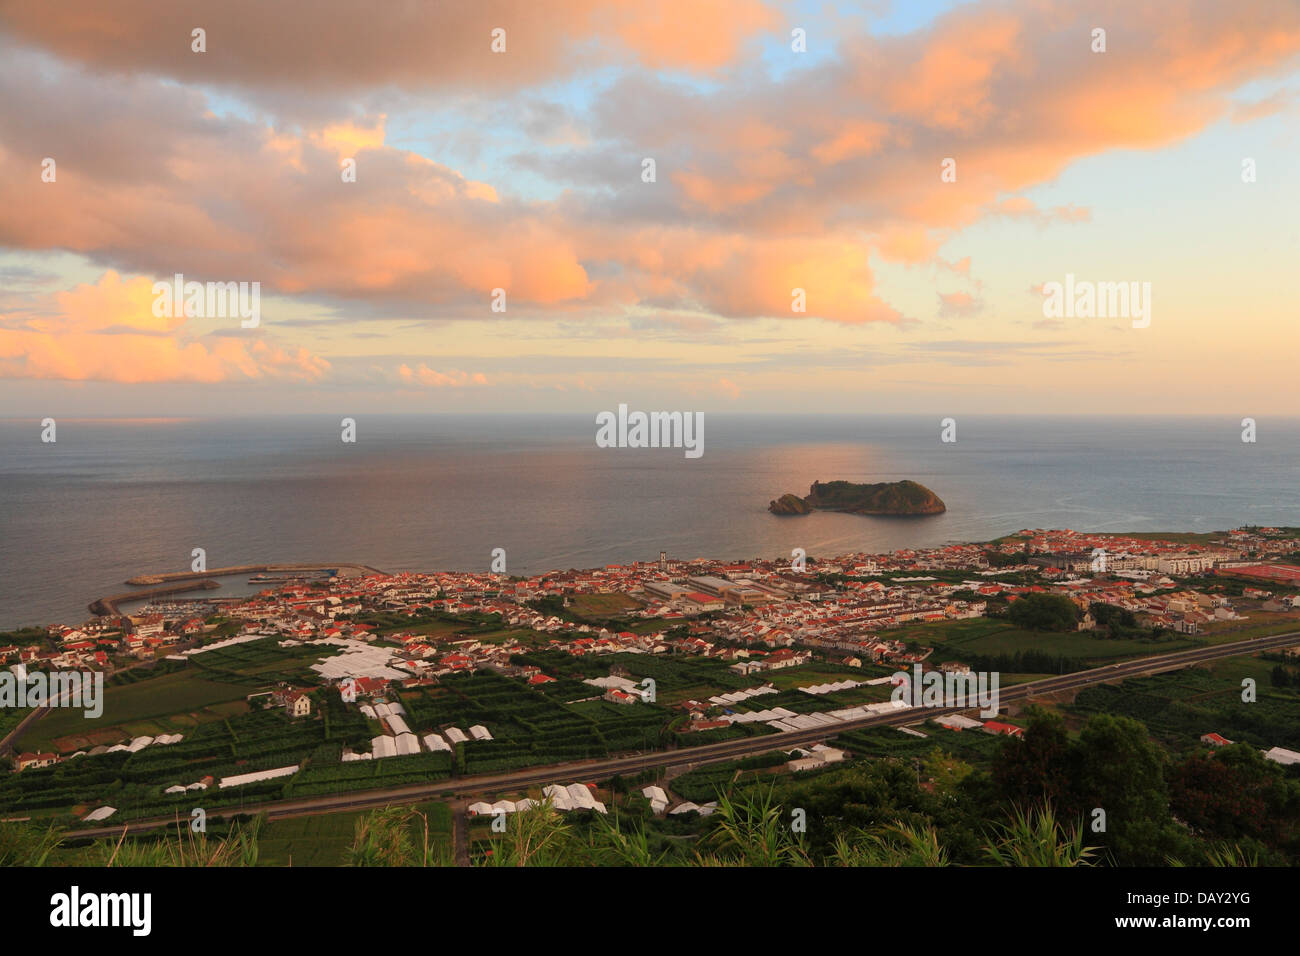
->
<box><xmin>1195</xmin><ymin>615</ymin><xmax>1300</xmax><ymax>645</ymax></box>
<box><xmin>256</xmin><ymin>810</ymin><xmax>367</xmax><ymax>866</ymax></box>
<box><xmin>187</xmin><ymin>637</ymin><xmax>343</xmax><ymax>683</ymax></box>
<box><xmin>0</xmin><ymin>706</ymin><xmax>32</xmax><ymax>743</ymax></box>
<box><xmin>24</xmin><ymin>669</ymin><xmax>264</xmax><ymax>752</ymax></box>
<box><xmin>1068</xmin><ymin>652</ymin><xmax>1300</xmax><ymax>752</ymax></box>
<box><xmin>670</xmin><ymin>751</ymin><xmax>790</xmax><ymax>802</ymax></box>
<box><xmin>1114</xmin><ymin>531</ymin><xmax>1231</xmax><ymax>546</ymax></box>
<box><xmin>570</xmin><ymin>593</ymin><xmax>643</xmax><ymax>617</ymax></box>
<box><xmin>832</xmin><ymin>721</ymin><xmax>1010</xmax><ymax>765</ymax></box>
<box><xmin>400</xmin><ymin>670</ymin><xmax>673</xmax><ymax>773</ymax></box>
<box><xmin>391</xmin><ymin>619</ymin><xmax>464</xmax><ymax>639</ymax></box>
<box><xmin>762</xmin><ymin>662</ymin><xmax>891</xmax><ymax>691</ymax></box>
<box><xmin>257</xmin><ymin>800</ymin><xmax>452</xmax><ymax>866</ymax></box>
<box><xmin>2</xmin><ymin>694</ymin><xmax>449</xmax><ymax>826</ymax></box>
<box><xmin>514</xmin><ymin>649</ymin><xmax>755</xmax><ymax>699</ymax></box>
<box><xmin>466</xmin><ymin>627</ymin><xmax>550</xmax><ymax>646</ymax></box>
<box><xmin>891</xmin><ymin>618</ymin><xmax>1200</xmax><ymax>667</ymax></box>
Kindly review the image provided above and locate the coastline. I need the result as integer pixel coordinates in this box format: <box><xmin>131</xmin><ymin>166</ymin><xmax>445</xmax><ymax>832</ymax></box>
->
<box><xmin>88</xmin><ymin>563</ymin><xmax>388</xmax><ymax>618</ymax></box>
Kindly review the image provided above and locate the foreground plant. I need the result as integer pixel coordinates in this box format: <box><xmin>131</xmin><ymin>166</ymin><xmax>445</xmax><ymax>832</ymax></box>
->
<box><xmin>584</xmin><ymin>811</ymin><xmax>671</xmax><ymax>867</ymax></box>
<box><xmin>982</xmin><ymin>803</ymin><xmax>1098</xmax><ymax>867</ymax></box>
<box><xmin>827</xmin><ymin>821</ymin><xmax>949</xmax><ymax>867</ymax></box>
<box><xmin>1168</xmin><ymin>842</ymin><xmax>1261</xmax><ymax>867</ymax></box>
<box><xmin>0</xmin><ymin>819</ymin><xmax>64</xmax><ymax>866</ymax></box>
<box><xmin>696</xmin><ymin>787</ymin><xmax>812</xmax><ymax>867</ymax></box>
<box><xmin>95</xmin><ymin>817</ymin><xmax>261</xmax><ymax>867</ymax></box>
<box><xmin>475</xmin><ymin>800</ymin><xmax>579</xmax><ymax>867</ymax></box>
<box><xmin>345</xmin><ymin>806</ymin><xmax>454</xmax><ymax>866</ymax></box>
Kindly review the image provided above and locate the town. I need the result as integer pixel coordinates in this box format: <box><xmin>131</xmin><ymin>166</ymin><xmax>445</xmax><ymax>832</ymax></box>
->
<box><xmin>4</xmin><ymin>526</ymin><xmax>1300</xmax><ymax>804</ymax></box>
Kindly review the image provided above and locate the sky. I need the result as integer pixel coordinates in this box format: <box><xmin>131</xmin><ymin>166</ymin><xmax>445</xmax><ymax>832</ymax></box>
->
<box><xmin>0</xmin><ymin>0</ymin><xmax>1297</xmax><ymax>416</ymax></box>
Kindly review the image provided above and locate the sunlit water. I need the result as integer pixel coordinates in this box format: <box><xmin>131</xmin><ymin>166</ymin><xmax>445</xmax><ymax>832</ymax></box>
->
<box><xmin>2</xmin><ymin>414</ymin><xmax>1297</xmax><ymax>628</ymax></box>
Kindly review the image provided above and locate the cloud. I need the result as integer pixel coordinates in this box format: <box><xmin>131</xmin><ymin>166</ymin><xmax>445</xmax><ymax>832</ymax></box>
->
<box><xmin>0</xmin><ymin>271</ymin><xmax>329</xmax><ymax>383</ymax></box>
<box><xmin>0</xmin><ymin>0</ymin><xmax>779</xmax><ymax>106</ymax></box>
<box><xmin>938</xmin><ymin>256</ymin><xmax>972</xmax><ymax>276</ymax></box>
<box><xmin>0</xmin><ymin>0</ymin><xmax>1296</xmax><ymax>341</ymax></box>
<box><xmin>992</xmin><ymin>197</ymin><xmax>1092</xmax><ymax>225</ymax></box>
<box><xmin>397</xmin><ymin>364</ymin><xmax>488</xmax><ymax>387</ymax></box>
<box><xmin>1231</xmin><ymin>89</ymin><xmax>1296</xmax><ymax>123</ymax></box>
<box><xmin>714</xmin><ymin>377</ymin><xmax>741</xmax><ymax>400</ymax></box>
<box><xmin>937</xmin><ymin>291</ymin><xmax>982</xmax><ymax>317</ymax></box>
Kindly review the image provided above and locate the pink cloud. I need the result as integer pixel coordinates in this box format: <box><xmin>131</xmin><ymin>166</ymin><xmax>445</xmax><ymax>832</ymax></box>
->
<box><xmin>0</xmin><ymin>271</ymin><xmax>329</xmax><ymax>383</ymax></box>
<box><xmin>397</xmin><ymin>364</ymin><xmax>488</xmax><ymax>387</ymax></box>
<box><xmin>0</xmin><ymin>0</ymin><xmax>779</xmax><ymax>99</ymax></box>
<box><xmin>0</xmin><ymin>0</ymin><xmax>1295</xmax><ymax>338</ymax></box>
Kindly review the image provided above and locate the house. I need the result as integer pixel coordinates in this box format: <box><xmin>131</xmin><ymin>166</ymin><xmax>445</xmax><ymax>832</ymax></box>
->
<box><xmin>762</xmin><ymin>648</ymin><xmax>811</xmax><ymax>670</ymax></box>
<box><xmin>345</xmin><ymin>676</ymin><xmax>390</xmax><ymax>698</ymax></box>
<box><xmin>981</xmin><ymin>721</ymin><xmax>1025</xmax><ymax>738</ymax></box>
<box><xmin>1200</xmin><ymin>732</ymin><xmax>1233</xmax><ymax>747</ymax></box>
<box><xmin>15</xmin><ymin>752</ymin><xmax>59</xmax><ymax>771</ymax></box>
<box><xmin>127</xmin><ymin>614</ymin><xmax>165</xmax><ymax>638</ymax></box>
<box><xmin>274</xmin><ymin>688</ymin><xmax>313</xmax><ymax>718</ymax></box>
<box><xmin>788</xmin><ymin>746</ymin><xmax>846</xmax><ymax>773</ymax></box>
<box><xmin>687</xmin><ymin>718</ymin><xmax>731</xmax><ymax>731</ymax></box>
<box><xmin>439</xmin><ymin>653</ymin><xmax>474</xmax><ymax>672</ymax></box>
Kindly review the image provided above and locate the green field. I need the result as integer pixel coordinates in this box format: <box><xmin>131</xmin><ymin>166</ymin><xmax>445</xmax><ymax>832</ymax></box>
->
<box><xmin>1113</xmin><ymin>531</ymin><xmax>1230</xmax><ymax>545</ymax></box>
<box><xmin>257</xmin><ymin>801</ymin><xmax>452</xmax><ymax>866</ymax></box>
<box><xmin>890</xmin><ymin>617</ymin><xmax>1200</xmax><ymax>666</ymax></box>
<box><xmin>1069</xmin><ymin>650</ymin><xmax>1300</xmax><ymax>751</ymax></box>
<box><xmin>1195</xmin><ymin>615</ymin><xmax>1300</xmax><ymax>645</ymax></box>
<box><xmin>256</xmin><ymin>809</ymin><xmax>368</xmax><ymax>865</ymax></box>
<box><xmin>23</xmin><ymin>669</ymin><xmax>264</xmax><ymax>751</ymax></box>
<box><xmin>466</xmin><ymin>627</ymin><xmax>550</xmax><ymax>646</ymax></box>
<box><xmin>830</xmin><ymin>721</ymin><xmax>1012</xmax><ymax>768</ymax></box>
<box><xmin>394</xmin><ymin>620</ymin><xmax>464</xmax><ymax>639</ymax></box>
<box><xmin>570</xmin><ymin>593</ymin><xmax>643</xmax><ymax>617</ymax></box>
<box><xmin>0</xmin><ymin>706</ymin><xmax>32</xmax><ymax>743</ymax></box>
<box><xmin>763</xmin><ymin>662</ymin><xmax>889</xmax><ymax>691</ymax></box>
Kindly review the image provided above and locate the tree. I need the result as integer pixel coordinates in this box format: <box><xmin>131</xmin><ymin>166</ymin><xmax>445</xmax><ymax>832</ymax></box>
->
<box><xmin>1089</xmin><ymin>602</ymin><xmax>1137</xmax><ymax>635</ymax></box>
<box><xmin>1007</xmin><ymin>593</ymin><xmax>1081</xmax><ymax>632</ymax></box>
<box><xmin>1169</xmin><ymin>745</ymin><xmax>1296</xmax><ymax>848</ymax></box>
<box><xmin>993</xmin><ymin>707</ymin><xmax>1077</xmax><ymax>812</ymax></box>
<box><xmin>1073</xmin><ymin>714</ymin><xmax>1178</xmax><ymax>865</ymax></box>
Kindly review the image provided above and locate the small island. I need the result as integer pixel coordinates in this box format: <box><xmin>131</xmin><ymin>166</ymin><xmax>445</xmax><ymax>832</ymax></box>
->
<box><xmin>768</xmin><ymin>480</ymin><xmax>946</xmax><ymax>516</ymax></box>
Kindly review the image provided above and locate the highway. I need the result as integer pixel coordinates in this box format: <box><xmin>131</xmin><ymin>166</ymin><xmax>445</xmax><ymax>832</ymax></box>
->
<box><xmin>66</xmin><ymin>628</ymin><xmax>1300</xmax><ymax>840</ymax></box>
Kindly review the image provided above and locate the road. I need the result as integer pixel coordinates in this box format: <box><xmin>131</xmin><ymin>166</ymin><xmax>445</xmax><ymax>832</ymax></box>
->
<box><xmin>0</xmin><ymin>705</ymin><xmax>51</xmax><ymax>757</ymax></box>
<box><xmin>0</xmin><ymin>654</ymin><xmax>191</xmax><ymax>757</ymax></box>
<box><xmin>66</xmin><ymin>629</ymin><xmax>1300</xmax><ymax>840</ymax></box>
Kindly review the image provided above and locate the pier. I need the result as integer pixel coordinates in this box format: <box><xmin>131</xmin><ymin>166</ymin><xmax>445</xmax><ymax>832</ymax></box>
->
<box><xmin>125</xmin><ymin>562</ymin><xmax>384</xmax><ymax>586</ymax></box>
<box><xmin>88</xmin><ymin>579</ymin><xmax>221</xmax><ymax>617</ymax></box>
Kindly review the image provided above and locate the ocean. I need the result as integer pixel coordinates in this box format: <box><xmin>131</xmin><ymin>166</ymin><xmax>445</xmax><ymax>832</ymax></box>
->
<box><xmin>2</xmin><ymin>414</ymin><xmax>1298</xmax><ymax>629</ymax></box>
